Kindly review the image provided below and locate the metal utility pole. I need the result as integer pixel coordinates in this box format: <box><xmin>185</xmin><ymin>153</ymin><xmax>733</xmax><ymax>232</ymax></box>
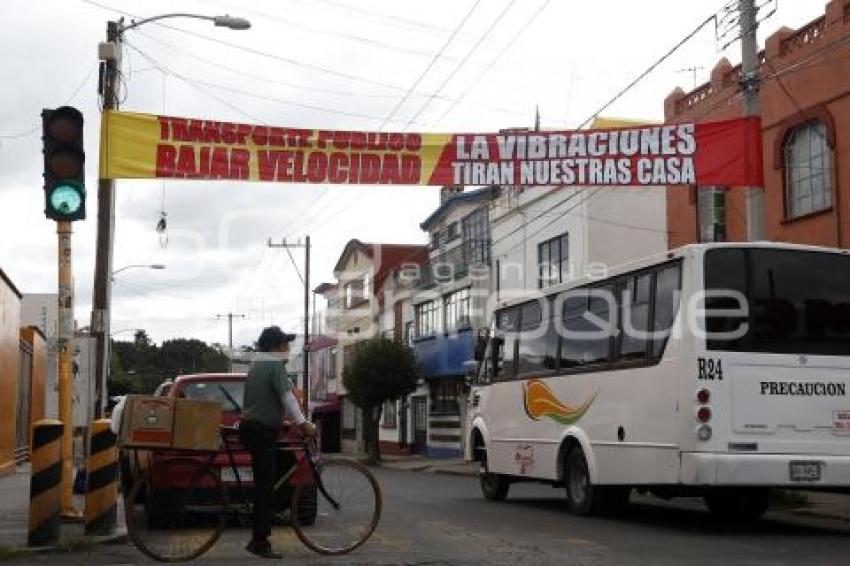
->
<box><xmin>216</xmin><ymin>312</ymin><xmax>246</xmax><ymax>370</ymax></box>
<box><xmin>91</xmin><ymin>21</ymin><xmax>120</xmax><ymax>419</ymax></box>
<box><xmin>739</xmin><ymin>0</ymin><xmax>764</xmax><ymax>241</ymax></box>
<box><xmin>268</xmin><ymin>236</ymin><xmax>311</xmax><ymax>415</ymax></box>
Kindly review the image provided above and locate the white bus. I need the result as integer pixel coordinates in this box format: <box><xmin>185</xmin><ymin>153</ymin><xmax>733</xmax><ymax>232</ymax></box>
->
<box><xmin>466</xmin><ymin>242</ymin><xmax>850</xmax><ymax>520</ymax></box>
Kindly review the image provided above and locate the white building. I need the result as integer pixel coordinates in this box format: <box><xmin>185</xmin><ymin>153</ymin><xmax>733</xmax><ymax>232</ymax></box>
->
<box><xmin>21</xmin><ymin>294</ymin><xmax>59</xmax><ymax>419</ymax></box>
<box><xmin>21</xmin><ymin>293</ymin><xmax>94</xmax><ymax>429</ymax></box>
<box><xmin>330</xmin><ymin>239</ymin><xmax>429</xmax><ymax>454</ymax></box>
<box><xmin>491</xmin><ymin>119</ymin><xmax>668</xmax><ymax>303</ymax></box>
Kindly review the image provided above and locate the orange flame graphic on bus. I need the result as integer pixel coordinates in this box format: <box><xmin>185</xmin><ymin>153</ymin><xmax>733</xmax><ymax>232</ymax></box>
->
<box><xmin>523</xmin><ymin>379</ymin><xmax>596</xmax><ymax>425</ymax></box>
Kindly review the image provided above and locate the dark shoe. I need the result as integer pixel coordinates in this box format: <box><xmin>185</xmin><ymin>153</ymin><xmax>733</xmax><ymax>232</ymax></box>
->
<box><xmin>245</xmin><ymin>539</ymin><xmax>282</xmax><ymax>559</ymax></box>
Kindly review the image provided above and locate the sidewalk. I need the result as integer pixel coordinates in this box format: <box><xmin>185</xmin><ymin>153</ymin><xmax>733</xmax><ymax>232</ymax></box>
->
<box><xmin>0</xmin><ymin>463</ymin><xmax>126</xmax><ymax>554</ymax></box>
<box><xmin>378</xmin><ymin>454</ymin><xmax>479</xmax><ymax>476</ymax></box>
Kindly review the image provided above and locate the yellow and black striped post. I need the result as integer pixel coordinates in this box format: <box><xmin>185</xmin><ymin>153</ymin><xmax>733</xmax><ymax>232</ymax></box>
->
<box><xmin>28</xmin><ymin>419</ymin><xmax>63</xmax><ymax>547</ymax></box>
<box><xmin>84</xmin><ymin>419</ymin><xmax>118</xmax><ymax>536</ymax></box>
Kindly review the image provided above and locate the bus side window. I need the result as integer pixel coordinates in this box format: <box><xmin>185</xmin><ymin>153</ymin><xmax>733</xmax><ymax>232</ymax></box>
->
<box><xmin>516</xmin><ymin>300</ymin><xmax>559</xmax><ymax>378</ymax></box>
<box><xmin>651</xmin><ymin>263</ymin><xmax>683</xmax><ymax>358</ymax></box>
<box><xmin>618</xmin><ymin>272</ymin><xmax>653</xmax><ymax>361</ymax></box>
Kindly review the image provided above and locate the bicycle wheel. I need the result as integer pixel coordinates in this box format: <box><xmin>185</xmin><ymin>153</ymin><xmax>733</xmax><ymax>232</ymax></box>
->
<box><xmin>291</xmin><ymin>458</ymin><xmax>382</xmax><ymax>555</ymax></box>
<box><xmin>125</xmin><ymin>456</ymin><xmax>226</xmax><ymax>562</ymax></box>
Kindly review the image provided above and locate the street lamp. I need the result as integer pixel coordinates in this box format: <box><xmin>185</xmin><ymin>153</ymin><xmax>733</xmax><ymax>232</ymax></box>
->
<box><xmin>111</xmin><ymin>263</ymin><xmax>166</xmax><ymax>280</ymax></box>
<box><xmin>118</xmin><ymin>13</ymin><xmax>251</xmax><ymax>33</ymax></box>
<box><xmin>91</xmin><ymin>11</ymin><xmax>252</xmax><ymax>423</ymax></box>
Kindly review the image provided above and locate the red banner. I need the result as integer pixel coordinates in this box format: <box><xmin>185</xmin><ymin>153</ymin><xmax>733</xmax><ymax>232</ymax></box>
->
<box><xmin>428</xmin><ymin>117</ymin><xmax>764</xmax><ymax>187</ymax></box>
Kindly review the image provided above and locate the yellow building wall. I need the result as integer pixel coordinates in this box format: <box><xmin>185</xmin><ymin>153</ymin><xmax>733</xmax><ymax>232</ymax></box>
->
<box><xmin>21</xmin><ymin>327</ymin><xmax>47</xmax><ymax>453</ymax></box>
<box><xmin>0</xmin><ymin>271</ymin><xmax>22</xmax><ymax>476</ymax></box>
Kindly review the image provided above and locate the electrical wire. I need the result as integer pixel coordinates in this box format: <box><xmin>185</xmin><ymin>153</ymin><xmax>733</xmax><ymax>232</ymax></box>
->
<box><xmin>576</xmin><ymin>13</ymin><xmax>718</xmax><ymax>129</ymax></box>
<box><xmin>125</xmin><ymin>41</ymin><xmax>475</xmax><ymax>128</ymax></box>
<box><xmin>0</xmin><ymin>64</ymin><xmax>97</xmax><ymax>139</ymax></box>
<box><xmin>435</xmin><ymin>0</ymin><xmax>552</xmax><ymax>124</ymax></box>
<box><xmin>132</xmin><ymin>27</ymin><xmax>527</xmax><ymax>118</ymax></box>
<box><xmin>199</xmin><ymin>0</ymin><xmax>466</xmax><ymax>61</ymax></box>
<box><xmin>379</xmin><ymin>0</ymin><xmax>482</xmax><ymax>130</ymax></box>
<box><xmin>308</xmin><ymin>0</ymin><xmax>468</xmax><ymax>38</ymax></box>
<box><xmin>403</xmin><ymin>0</ymin><xmax>517</xmax><ymax>130</ymax></box>
<box><xmin>81</xmin><ymin>0</ymin><xmax>440</xmax><ymax>94</ymax></box>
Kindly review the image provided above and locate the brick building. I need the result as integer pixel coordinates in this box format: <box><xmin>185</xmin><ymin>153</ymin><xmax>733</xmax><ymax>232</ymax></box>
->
<box><xmin>665</xmin><ymin>0</ymin><xmax>850</xmax><ymax>248</ymax></box>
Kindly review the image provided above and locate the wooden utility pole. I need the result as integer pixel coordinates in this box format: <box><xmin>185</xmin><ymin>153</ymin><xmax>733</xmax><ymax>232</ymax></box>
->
<box><xmin>268</xmin><ymin>236</ymin><xmax>311</xmax><ymax>415</ymax></box>
<box><xmin>91</xmin><ymin>21</ymin><xmax>120</xmax><ymax>419</ymax></box>
<box><xmin>216</xmin><ymin>312</ymin><xmax>245</xmax><ymax>371</ymax></box>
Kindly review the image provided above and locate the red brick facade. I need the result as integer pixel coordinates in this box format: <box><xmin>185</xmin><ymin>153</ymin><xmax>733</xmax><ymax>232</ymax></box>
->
<box><xmin>665</xmin><ymin>0</ymin><xmax>850</xmax><ymax>249</ymax></box>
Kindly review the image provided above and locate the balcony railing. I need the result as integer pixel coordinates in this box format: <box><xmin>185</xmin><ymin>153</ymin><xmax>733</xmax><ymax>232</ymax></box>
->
<box><xmin>780</xmin><ymin>16</ymin><xmax>825</xmax><ymax>56</ymax></box>
<box><xmin>417</xmin><ymin>243</ymin><xmax>491</xmax><ymax>288</ymax></box>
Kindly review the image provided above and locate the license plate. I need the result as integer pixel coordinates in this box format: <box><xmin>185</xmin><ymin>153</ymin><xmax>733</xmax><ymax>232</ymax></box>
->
<box><xmin>221</xmin><ymin>466</ymin><xmax>253</xmax><ymax>483</ymax></box>
<box><xmin>789</xmin><ymin>461</ymin><xmax>821</xmax><ymax>482</ymax></box>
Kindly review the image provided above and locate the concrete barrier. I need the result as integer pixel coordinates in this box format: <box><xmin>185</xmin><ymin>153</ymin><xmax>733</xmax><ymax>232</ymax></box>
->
<box><xmin>28</xmin><ymin>420</ymin><xmax>63</xmax><ymax>547</ymax></box>
<box><xmin>84</xmin><ymin>419</ymin><xmax>118</xmax><ymax>536</ymax></box>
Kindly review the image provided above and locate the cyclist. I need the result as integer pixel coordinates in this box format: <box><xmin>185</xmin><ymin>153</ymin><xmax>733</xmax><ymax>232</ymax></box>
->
<box><xmin>240</xmin><ymin>325</ymin><xmax>316</xmax><ymax>559</ymax></box>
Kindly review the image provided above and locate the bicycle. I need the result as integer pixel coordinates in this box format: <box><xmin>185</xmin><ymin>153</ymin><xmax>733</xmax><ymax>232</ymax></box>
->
<box><xmin>124</xmin><ymin>424</ymin><xmax>382</xmax><ymax>562</ymax></box>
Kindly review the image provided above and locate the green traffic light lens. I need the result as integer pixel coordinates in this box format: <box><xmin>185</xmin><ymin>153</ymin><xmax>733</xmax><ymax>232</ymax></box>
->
<box><xmin>50</xmin><ymin>184</ymin><xmax>83</xmax><ymax>215</ymax></box>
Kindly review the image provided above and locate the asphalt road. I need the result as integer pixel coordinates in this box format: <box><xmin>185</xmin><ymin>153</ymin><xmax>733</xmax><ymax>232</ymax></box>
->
<box><xmin>11</xmin><ymin>467</ymin><xmax>850</xmax><ymax>565</ymax></box>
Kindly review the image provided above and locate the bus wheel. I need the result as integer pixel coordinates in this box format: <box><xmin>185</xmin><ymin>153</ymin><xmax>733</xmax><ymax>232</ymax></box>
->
<box><xmin>564</xmin><ymin>449</ymin><xmax>597</xmax><ymax>515</ymax></box>
<box><xmin>704</xmin><ymin>488</ymin><xmax>770</xmax><ymax>522</ymax></box>
<box><xmin>479</xmin><ymin>452</ymin><xmax>510</xmax><ymax>501</ymax></box>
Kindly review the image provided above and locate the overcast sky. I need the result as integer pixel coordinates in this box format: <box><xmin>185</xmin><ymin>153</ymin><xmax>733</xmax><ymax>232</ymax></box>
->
<box><xmin>0</xmin><ymin>0</ymin><xmax>822</xmax><ymax>348</ymax></box>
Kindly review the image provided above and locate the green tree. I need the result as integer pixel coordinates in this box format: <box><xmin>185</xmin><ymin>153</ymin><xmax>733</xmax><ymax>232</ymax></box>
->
<box><xmin>342</xmin><ymin>337</ymin><xmax>420</xmax><ymax>464</ymax></box>
<box><xmin>110</xmin><ymin>331</ymin><xmax>232</xmax><ymax>394</ymax></box>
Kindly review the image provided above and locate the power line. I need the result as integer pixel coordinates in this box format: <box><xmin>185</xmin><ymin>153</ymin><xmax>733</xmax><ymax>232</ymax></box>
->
<box><xmin>379</xmin><ymin>0</ymin><xmax>482</xmax><ymax>130</ymax></box>
<box><xmin>489</xmin><ymin>3</ymin><xmax>734</xmax><ymax>259</ymax></box>
<box><xmin>199</xmin><ymin>0</ymin><xmax>468</xmax><ymax>61</ymax></box>
<box><xmin>133</xmin><ymin>29</ymin><xmax>398</xmax><ymax>99</ymax></box>
<box><xmin>435</xmin><ymin>0</ymin><xmax>552</xmax><ymax>124</ymax></box>
<box><xmin>576</xmin><ymin>13</ymin><xmax>718</xmax><ymax>129</ymax></box>
<box><xmin>131</xmin><ymin>26</ymin><xmax>528</xmax><ymax>119</ymax></box>
<box><xmin>308</xmin><ymin>0</ymin><xmax>468</xmax><ymax>38</ymax></box>
<box><xmin>81</xmin><ymin>0</ymin><xmax>422</xmax><ymax>94</ymax></box>
<box><xmin>403</xmin><ymin>0</ymin><xmax>517</xmax><ymax>129</ymax></box>
<box><xmin>0</xmin><ymin>64</ymin><xmax>97</xmax><ymax>139</ymax></box>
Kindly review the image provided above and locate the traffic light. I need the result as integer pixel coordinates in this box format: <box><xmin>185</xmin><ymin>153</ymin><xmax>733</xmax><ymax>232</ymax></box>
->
<box><xmin>41</xmin><ymin>106</ymin><xmax>85</xmax><ymax>221</ymax></box>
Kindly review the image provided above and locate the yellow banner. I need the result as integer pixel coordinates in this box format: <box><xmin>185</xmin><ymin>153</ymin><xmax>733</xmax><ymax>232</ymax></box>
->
<box><xmin>99</xmin><ymin>111</ymin><xmax>451</xmax><ymax>184</ymax></box>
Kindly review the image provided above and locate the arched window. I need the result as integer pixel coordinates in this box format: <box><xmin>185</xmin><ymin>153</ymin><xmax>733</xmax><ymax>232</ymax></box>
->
<box><xmin>784</xmin><ymin>120</ymin><xmax>833</xmax><ymax>219</ymax></box>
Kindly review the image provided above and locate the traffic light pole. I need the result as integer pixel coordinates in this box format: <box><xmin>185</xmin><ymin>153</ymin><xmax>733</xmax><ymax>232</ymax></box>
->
<box><xmin>56</xmin><ymin>221</ymin><xmax>79</xmax><ymax>519</ymax></box>
<box><xmin>91</xmin><ymin>21</ymin><xmax>119</xmax><ymax>418</ymax></box>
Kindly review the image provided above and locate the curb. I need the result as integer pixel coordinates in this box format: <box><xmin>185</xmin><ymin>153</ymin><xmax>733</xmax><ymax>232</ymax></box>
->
<box><xmin>430</xmin><ymin>466</ymin><xmax>478</xmax><ymax>478</ymax></box>
<box><xmin>787</xmin><ymin>509</ymin><xmax>850</xmax><ymax>524</ymax></box>
<box><xmin>0</xmin><ymin>528</ymin><xmax>127</xmax><ymax>561</ymax></box>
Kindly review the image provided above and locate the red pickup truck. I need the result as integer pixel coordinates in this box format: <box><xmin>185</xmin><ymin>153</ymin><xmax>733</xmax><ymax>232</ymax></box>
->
<box><xmin>121</xmin><ymin>372</ymin><xmax>314</xmax><ymax>523</ymax></box>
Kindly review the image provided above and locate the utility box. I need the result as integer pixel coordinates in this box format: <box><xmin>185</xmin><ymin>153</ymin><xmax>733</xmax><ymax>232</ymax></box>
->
<box><xmin>121</xmin><ymin>395</ymin><xmax>174</xmax><ymax>448</ymax></box>
<box><xmin>172</xmin><ymin>399</ymin><xmax>222</xmax><ymax>452</ymax></box>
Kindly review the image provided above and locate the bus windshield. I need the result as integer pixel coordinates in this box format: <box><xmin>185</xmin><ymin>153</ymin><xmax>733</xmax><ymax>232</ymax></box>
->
<box><xmin>704</xmin><ymin>248</ymin><xmax>850</xmax><ymax>355</ymax></box>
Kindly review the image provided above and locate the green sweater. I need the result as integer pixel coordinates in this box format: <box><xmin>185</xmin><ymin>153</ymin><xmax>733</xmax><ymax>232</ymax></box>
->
<box><xmin>242</xmin><ymin>359</ymin><xmax>292</xmax><ymax>429</ymax></box>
